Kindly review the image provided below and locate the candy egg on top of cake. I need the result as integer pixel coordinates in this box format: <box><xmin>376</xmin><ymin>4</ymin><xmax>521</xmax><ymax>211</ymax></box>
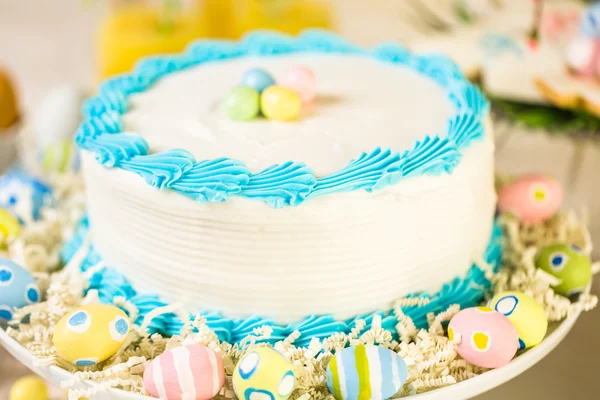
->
<box><xmin>223</xmin><ymin>65</ymin><xmax>315</xmax><ymax>122</ymax></box>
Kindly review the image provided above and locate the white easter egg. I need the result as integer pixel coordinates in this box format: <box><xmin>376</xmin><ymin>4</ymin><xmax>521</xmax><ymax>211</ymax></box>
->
<box><xmin>34</xmin><ymin>84</ymin><xmax>86</xmax><ymax>148</ymax></box>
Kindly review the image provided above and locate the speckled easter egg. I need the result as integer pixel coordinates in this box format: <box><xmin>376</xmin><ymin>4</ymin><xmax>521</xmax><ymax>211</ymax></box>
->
<box><xmin>144</xmin><ymin>344</ymin><xmax>225</xmax><ymax>400</ymax></box>
<box><xmin>0</xmin><ymin>208</ymin><xmax>20</xmax><ymax>241</ymax></box>
<box><xmin>233</xmin><ymin>347</ymin><xmax>296</xmax><ymax>400</ymax></box>
<box><xmin>535</xmin><ymin>243</ymin><xmax>592</xmax><ymax>297</ymax></box>
<box><xmin>489</xmin><ymin>291</ymin><xmax>548</xmax><ymax>349</ymax></box>
<box><xmin>223</xmin><ymin>86</ymin><xmax>260</xmax><ymax>121</ymax></box>
<box><xmin>9</xmin><ymin>376</ymin><xmax>48</xmax><ymax>400</ymax></box>
<box><xmin>448</xmin><ymin>307</ymin><xmax>519</xmax><ymax>369</ymax></box>
<box><xmin>326</xmin><ymin>344</ymin><xmax>407</xmax><ymax>400</ymax></box>
<box><xmin>280</xmin><ymin>66</ymin><xmax>317</xmax><ymax>105</ymax></box>
<box><xmin>53</xmin><ymin>304</ymin><xmax>130</xmax><ymax>366</ymax></box>
<box><xmin>0</xmin><ymin>171</ymin><xmax>53</xmax><ymax>222</ymax></box>
<box><xmin>242</xmin><ymin>68</ymin><xmax>276</xmax><ymax>93</ymax></box>
<box><xmin>261</xmin><ymin>86</ymin><xmax>302</xmax><ymax>121</ymax></box>
<box><xmin>0</xmin><ymin>258</ymin><xmax>40</xmax><ymax>321</ymax></box>
<box><xmin>498</xmin><ymin>174</ymin><xmax>562</xmax><ymax>224</ymax></box>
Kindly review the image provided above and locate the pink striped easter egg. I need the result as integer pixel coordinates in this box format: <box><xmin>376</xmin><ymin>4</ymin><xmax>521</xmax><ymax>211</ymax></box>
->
<box><xmin>144</xmin><ymin>344</ymin><xmax>225</xmax><ymax>400</ymax></box>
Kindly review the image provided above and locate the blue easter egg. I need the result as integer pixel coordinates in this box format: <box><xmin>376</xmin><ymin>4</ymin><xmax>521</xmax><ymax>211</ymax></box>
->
<box><xmin>326</xmin><ymin>345</ymin><xmax>407</xmax><ymax>400</ymax></box>
<box><xmin>242</xmin><ymin>68</ymin><xmax>276</xmax><ymax>93</ymax></box>
<box><xmin>0</xmin><ymin>171</ymin><xmax>52</xmax><ymax>221</ymax></box>
<box><xmin>0</xmin><ymin>257</ymin><xmax>40</xmax><ymax>321</ymax></box>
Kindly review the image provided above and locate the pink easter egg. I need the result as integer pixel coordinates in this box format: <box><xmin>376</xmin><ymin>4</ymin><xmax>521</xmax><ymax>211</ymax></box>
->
<box><xmin>280</xmin><ymin>66</ymin><xmax>317</xmax><ymax>105</ymax></box>
<box><xmin>565</xmin><ymin>37</ymin><xmax>600</xmax><ymax>78</ymax></box>
<box><xmin>498</xmin><ymin>174</ymin><xmax>562</xmax><ymax>224</ymax></box>
<box><xmin>144</xmin><ymin>344</ymin><xmax>225</xmax><ymax>400</ymax></box>
<box><xmin>448</xmin><ymin>307</ymin><xmax>519</xmax><ymax>369</ymax></box>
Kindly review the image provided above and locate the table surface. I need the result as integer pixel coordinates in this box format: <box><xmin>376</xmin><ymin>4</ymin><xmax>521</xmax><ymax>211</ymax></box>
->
<box><xmin>1</xmin><ymin>1</ymin><xmax>599</xmax><ymax>399</ymax></box>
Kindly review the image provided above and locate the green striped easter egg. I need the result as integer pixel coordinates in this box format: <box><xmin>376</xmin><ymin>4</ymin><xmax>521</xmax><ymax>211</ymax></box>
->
<box><xmin>326</xmin><ymin>344</ymin><xmax>407</xmax><ymax>400</ymax></box>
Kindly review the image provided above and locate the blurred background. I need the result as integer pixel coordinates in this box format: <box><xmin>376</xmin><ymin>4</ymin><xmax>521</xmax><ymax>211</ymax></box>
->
<box><xmin>1</xmin><ymin>0</ymin><xmax>599</xmax><ymax>399</ymax></box>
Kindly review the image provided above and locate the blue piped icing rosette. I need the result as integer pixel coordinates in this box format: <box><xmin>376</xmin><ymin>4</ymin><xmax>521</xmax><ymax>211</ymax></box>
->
<box><xmin>75</xmin><ymin>30</ymin><xmax>489</xmax><ymax>208</ymax></box>
<box><xmin>62</xmin><ymin>216</ymin><xmax>503</xmax><ymax>348</ymax></box>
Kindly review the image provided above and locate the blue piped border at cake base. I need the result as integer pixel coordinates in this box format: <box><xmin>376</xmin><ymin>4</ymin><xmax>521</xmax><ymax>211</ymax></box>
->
<box><xmin>62</xmin><ymin>217</ymin><xmax>503</xmax><ymax>347</ymax></box>
<box><xmin>75</xmin><ymin>30</ymin><xmax>490</xmax><ymax>208</ymax></box>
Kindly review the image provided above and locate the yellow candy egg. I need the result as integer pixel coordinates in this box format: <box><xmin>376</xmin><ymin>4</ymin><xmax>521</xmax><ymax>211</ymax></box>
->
<box><xmin>489</xmin><ymin>291</ymin><xmax>548</xmax><ymax>349</ymax></box>
<box><xmin>53</xmin><ymin>304</ymin><xmax>130</xmax><ymax>366</ymax></box>
<box><xmin>0</xmin><ymin>208</ymin><xmax>20</xmax><ymax>241</ymax></box>
<box><xmin>9</xmin><ymin>376</ymin><xmax>48</xmax><ymax>400</ymax></box>
<box><xmin>261</xmin><ymin>86</ymin><xmax>302</xmax><ymax>121</ymax></box>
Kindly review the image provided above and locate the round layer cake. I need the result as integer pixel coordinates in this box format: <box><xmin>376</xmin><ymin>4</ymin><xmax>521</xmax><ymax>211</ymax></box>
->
<box><xmin>77</xmin><ymin>31</ymin><xmax>496</xmax><ymax>323</ymax></box>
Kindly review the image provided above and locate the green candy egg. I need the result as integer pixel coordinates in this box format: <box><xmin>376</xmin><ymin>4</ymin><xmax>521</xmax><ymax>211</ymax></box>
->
<box><xmin>535</xmin><ymin>243</ymin><xmax>592</xmax><ymax>297</ymax></box>
<box><xmin>223</xmin><ymin>86</ymin><xmax>260</xmax><ymax>121</ymax></box>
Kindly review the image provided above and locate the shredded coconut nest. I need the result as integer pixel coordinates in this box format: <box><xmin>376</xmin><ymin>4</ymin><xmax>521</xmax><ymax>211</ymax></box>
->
<box><xmin>2</xmin><ymin>174</ymin><xmax>598</xmax><ymax>400</ymax></box>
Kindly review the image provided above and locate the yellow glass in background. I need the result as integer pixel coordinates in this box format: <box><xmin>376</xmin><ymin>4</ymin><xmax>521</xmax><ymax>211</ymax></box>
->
<box><xmin>98</xmin><ymin>0</ymin><xmax>335</xmax><ymax>79</ymax></box>
<box><xmin>226</xmin><ymin>0</ymin><xmax>334</xmax><ymax>38</ymax></box>
<box><xmin>98</xmin><ymin>4</ymin><xmax>207</xmax><ymax>79</ymax></box>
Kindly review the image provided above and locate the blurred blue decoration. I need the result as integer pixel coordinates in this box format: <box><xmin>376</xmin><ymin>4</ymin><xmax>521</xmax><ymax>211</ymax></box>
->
<box><xmin>0</xmin><ymin>170</ymin><xmax>53</xmax><ymax>222</ymax></box>
<box><xmin>581</xmin><ymin>4</ymin><xmax>600</xmax><ymax>37</ymax></box>
<box><xmin>480</xmin><ymin>33</ymin><xmax>523</xmax><ymax>58</ymax></box>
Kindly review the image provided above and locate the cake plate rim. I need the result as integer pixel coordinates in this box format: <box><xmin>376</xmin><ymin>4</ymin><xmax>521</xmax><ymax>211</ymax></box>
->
<box><xmin>0</xmin><ymin>300</ymin><xmax>584</xmax><ymax>400</ymax></box>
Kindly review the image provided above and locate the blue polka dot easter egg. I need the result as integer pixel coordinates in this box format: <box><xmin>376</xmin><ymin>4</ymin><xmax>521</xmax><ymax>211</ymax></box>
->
<box><xmin>0</xmin><ymin>171</ymin><xmax>52</xmax><ymax>222</ymax></box>
<box><xmin>326</xmin><ymin>344</ymin><xmax>407</xmax><ymax>400</ymax></box>
<box><xmin>52</xmin><ymin>304</ymin><xmax>130</xmax><ymax>366</ymax></box>
<box><xmin>233</xmin><ymin>347</ymin><xmax>296</xmax><ymax>400</ymax></box>
<box><xmin>0</xmin><ymin>257</ymin><xmax>40</xmax><ymax>321</ymax></box>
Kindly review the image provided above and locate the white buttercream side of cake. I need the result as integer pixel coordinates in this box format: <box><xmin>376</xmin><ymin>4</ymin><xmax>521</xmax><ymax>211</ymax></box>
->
<box><xmin>82</xmin><ymin>123</ymin><xmax>495</xmax><ymax>322</ymax></box>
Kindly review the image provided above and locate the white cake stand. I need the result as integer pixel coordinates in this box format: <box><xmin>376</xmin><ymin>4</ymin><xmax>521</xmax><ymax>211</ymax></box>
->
<box><xmin>0</xmin><ymin>303</ymin><xmax>583</xmax><ymax>400</ymax></box>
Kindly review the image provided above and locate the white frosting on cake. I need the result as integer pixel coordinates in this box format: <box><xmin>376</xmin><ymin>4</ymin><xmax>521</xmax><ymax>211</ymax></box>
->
<box><xmin>123</xmin><ymin>54</ymin><xmax>454</xmax><ymax>176</ymax></box>
<box><xmin>82</xmin><ymin>52</ymin><xmax>497</xmax><ymax>323</ymax></box>
<box><xmin>82</xmin><ymin>127</ymin><xmax>495</xmax><ymax>322</ymax></box>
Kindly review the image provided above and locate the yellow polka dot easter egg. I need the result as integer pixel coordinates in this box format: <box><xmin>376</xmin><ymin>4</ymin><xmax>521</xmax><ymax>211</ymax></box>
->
<box><xmin>489</xmin><ymin>291</ymin><xmax>548</xmax><ymax>349</ymax></box>
<box><xmin>53</xmin><ymin>304</ymin><xmax>130</xmax><ymax>366</ymax></box>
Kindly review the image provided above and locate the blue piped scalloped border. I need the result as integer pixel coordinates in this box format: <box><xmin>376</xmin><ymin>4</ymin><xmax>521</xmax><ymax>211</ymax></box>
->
<box><xmin>62</xmin><ymin>217</ymin><xmax>502</xmax><ymax>347</ymax></box>
<box><xmin>75</xmin><ymin>30</ymin><xmax>489</xmax><ymax>208</ymax></box>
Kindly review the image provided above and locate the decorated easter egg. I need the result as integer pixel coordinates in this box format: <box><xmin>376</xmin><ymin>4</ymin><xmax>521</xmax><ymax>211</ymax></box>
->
<box><xmin>223</xmin><ymin>86</ymin><xmax>260</xmax><ymax>121</ymax></box>
<box><xmin>144</xmin><ymin>344</ymin><xmax>225</xmax><ymax>400</ymax></box>
<box><xmin>326</xmin><ymin>344</ymin><xmax>407</xmax><ymax>400</ymax></box>
<box><xmin>535</xmin><ymin>243</ymin><xmax>592</xmax><ymax>297</ymax></box>
<box><xmin>0</xmin><ymin>258</ymin><xmax>40</xmax><ymax>321</ymax></box>
<box><xmin>53</xmin><ymin>304</ymin><xmax>130</xmax><ymax>366</ymax></box>
<box><xmin>497</xmin><ymin>174</ymin><xmax>562</xmax><ymax>224</ymax></box>
<box><xmin>0</xmin><ymin>208</ymin><xmax>20</xmax><ymax>241</ymax></box>
<box><xmin>489</xmin><ymin>291</ymin><xmax>548</xmax><ymax>349</ymax></box>
<box><xmin>34</xmin><ymin>84</ymin><xmax>85</xmax><ymax>149</ymax></box>
<box><xmin>280</xmin><ymin>66</ymin><xmax>317</xmax><ymax>105</ymax></box>
<box><xmin>448</xmin><ymin>307</ymin><xmax>519</xmax><ymax>369</ymax></box>
<box><xmin>233</xmin><ymin>347</ymin><xmax>296</xmax><ymax>400</ymax></box>
<box><xmin>41</xmin><ymin>139</ymin><xmax>80</xmax><ymax>174</ymax></box>
<box><xmin>242</xmin><ymin>68</ymin><xmax>276</xmax><ymax>93</ymax></box>
<box><xmin>9</xmin><ymin>376</ymin><xmax>48</xmax><ymax>400</ymax></box>
<box><xmin>261</xmin><ymin>86</ymin><xmax>302</xmax><ymax>121</ymax></box>
<box><xmin>0</xmin><ymin>171</ymin><xmax>53</xmax><ymax>222</ymax></box>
